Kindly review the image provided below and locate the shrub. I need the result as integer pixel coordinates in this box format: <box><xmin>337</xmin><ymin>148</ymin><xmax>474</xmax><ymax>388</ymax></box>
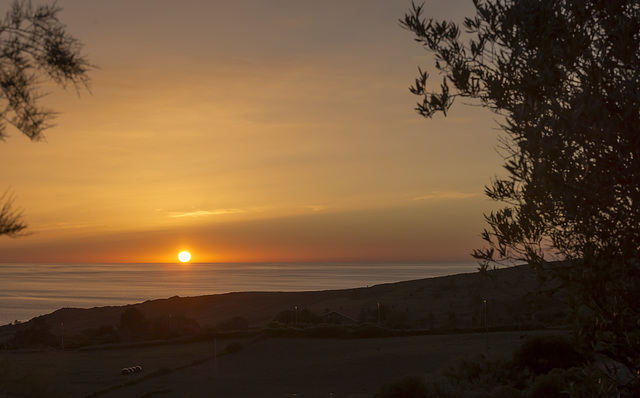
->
<box><xmin>548</xmin><ymin>366</ymin><xmax>619</xmax><ymax>398</ymax></box>
<box><xmin>528</xmin><ymin>370</ymin><xmax>572</xmax><ymax>398</ymax></box>
<box><xmin>351</xmin><ymin>325</ymin><xmax>395</xmax><ymax>339</ymax></box>
<box><xmin>169</xmin><ymin>314</ymin><xmax>200</xmax><ymax>334</ymax></box>
<box><xmin>359</xmin><ymin>304</ymin><xmax>392</xmax><ymax>325</ymax></box>
<box><xmin>119</xmin><ymin>307</ymin><xmax>147</xmax><ymax>341</ymax></box>
<box><xmin>440</xmin><ymin>354</ymin><xmax>490</xmax><ymax>384</ymax></box>
<box><xmin>84</xmin><ymin>325</ymin><xmax>118</xmax><ymax>342</ymax></box>
<box><xmin>439</xmin><ymin>354</ymin><xmax>516</xmax><ymax>392</ymax></box>
<box><xmin>373</xmin><ymin>374</ymin><xmax>430</xmax><ymax>398</ymax></box>
<box><xmin>120</xmin><ymin>307</ymin><xmax>145</xmax><ymax>330</ymax></box>
<box><xmin>512</xmin><ymin>335</ymin><xmax>584</xmax><ymax>375</ymax></box>
<box><xmin>272</xmin><ymin>308</ymin><xmax>322</xmax><ymax>325</ymax></box>
<box><xmin>273</xmin><ymin>309</ymin><xmax>294</xmax><ymax>324</ymax></box>
<box><xmin>216</xmin><ymin>317</ymin><xmax>249</xmax><ymax>331</ymax></box>
<box><xmin>11</xmin><ymin>317</ymin><xmax>56</xmax><ymax>347</ymax></box>
<box><xmin>299</xmin><ymin>325</ymin><xmax>350</xmax><ymax>339</ymax></box>
<box><xmin>490</xmin><ymin>385</ymin><xmax>522</xmax><ymax>398</ymax></box>
<box><xmin>258</xmin><ymin>327</ymin><xmax>296</xmax><ymax>339</ymax></box>
<box><xmin>223</xmin><ymin>341</ymin><xmax>244</xmax><ymax>354</ymax></box>
<box><xmin>298</xmin><ymin>308</ymin><xmax>322</xmax><ymax>325</ymax></box>
<box><xmin>371</xmin><ymin>335</ymin><xmax>604</xmax><ymax>398</ymax></box>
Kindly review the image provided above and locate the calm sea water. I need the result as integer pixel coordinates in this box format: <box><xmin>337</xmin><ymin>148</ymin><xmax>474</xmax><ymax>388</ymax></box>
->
<box><xmin>0</xmin><ymin>262</ymin><xmax>477</xmax><ymax>325</ymax></box>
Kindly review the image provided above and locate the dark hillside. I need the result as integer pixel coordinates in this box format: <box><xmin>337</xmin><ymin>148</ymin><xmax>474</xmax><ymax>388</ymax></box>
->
<box><xmin>1</xmin><ymin>264</ymin><xmax>569</xmax><ymax>345</ymax></box>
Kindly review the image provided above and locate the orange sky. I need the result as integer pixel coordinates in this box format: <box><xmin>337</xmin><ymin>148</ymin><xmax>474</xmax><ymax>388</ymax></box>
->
<box><xmin>0</xmin><ymin>0</ymin><xmax>503</xmax><ymax>263</ymax></box>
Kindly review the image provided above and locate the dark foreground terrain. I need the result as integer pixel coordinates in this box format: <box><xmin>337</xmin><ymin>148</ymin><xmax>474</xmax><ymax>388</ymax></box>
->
<box><xmin>0</xmin><ymin>265</ymin><xmax>573</xmax><ymax>397</ymax></box>
<box><xmin>1</xmin><ymin>329</ymin><xmax>561</xmax><ymax>397</ymax></box>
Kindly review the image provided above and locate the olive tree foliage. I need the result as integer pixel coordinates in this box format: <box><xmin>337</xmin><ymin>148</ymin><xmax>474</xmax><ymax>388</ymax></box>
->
<box><xmin>0</xmin><ymin>0</ymin><xmax>91</xmax><ymax>237</ymax></box>
<box><xmin>402</xmin><ymin>0</ymin><xmax>640</xmax><ymax>368</ymax></box>
<box><xmin>0</xmin><ymin>190</ymin><xmax>25</xmax><ymax>236</ymax></box>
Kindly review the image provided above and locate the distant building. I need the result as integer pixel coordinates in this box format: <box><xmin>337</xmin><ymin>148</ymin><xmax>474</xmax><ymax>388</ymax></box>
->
<box><xmin>321</xmin><ymin>311</ymin><xmax>358</xmax><ymax>325</ymax></box>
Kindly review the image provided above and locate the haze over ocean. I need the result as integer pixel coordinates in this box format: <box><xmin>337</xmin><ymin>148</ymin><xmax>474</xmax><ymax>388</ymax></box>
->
<box><xmin>0</xmin><ymin>262</ymin><xmax>477</xmax><ymax>325</ymax></box>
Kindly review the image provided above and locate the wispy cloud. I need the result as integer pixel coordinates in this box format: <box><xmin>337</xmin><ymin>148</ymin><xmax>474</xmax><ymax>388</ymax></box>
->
<box><xmin>413</xmin><ymin>191</ymin><xmax>479</xmax><ymax>201</ymax></box>
<box><xmin>168</xmin><ymin>209</ymin><xmax>247</xmax><ymax>218</ymax></box>
<box><xmin>37</xmin><ymin>222</ymin><xmax>96</xmax><ymax>231</ymax></box>
<box><xmin>301</xmin><ymin>205</ymin><xmax>325</xmax><ymax>212</ymax></box>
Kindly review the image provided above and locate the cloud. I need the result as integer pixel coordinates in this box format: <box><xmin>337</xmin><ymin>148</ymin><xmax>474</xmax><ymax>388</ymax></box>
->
<box><xmin>301</xmin><ymin>205</ymin><xmax>325</xmax><ymax>212</ymax></box>
<box><xmin>168</xmin><ymin>209</ymin><xmax>247</xmax><ymax>218</ymax></box>
<box><xmin>413</xmin><ymin>191</ymin><xmax>479</xmax><ymax>201</ymax></box>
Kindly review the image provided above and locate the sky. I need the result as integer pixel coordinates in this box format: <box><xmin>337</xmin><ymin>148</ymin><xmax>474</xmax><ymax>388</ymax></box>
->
<box><xmin>0</xmin><ymin>0</ymin><xmax>503</xmax><ymax>263</ymax></box>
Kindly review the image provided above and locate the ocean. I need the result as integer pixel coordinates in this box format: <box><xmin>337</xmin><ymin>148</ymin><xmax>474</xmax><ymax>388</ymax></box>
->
<box><xmin>0</xmin><ymin>261</ymin><xmax>478</xmax><ymax>326</ymax></box>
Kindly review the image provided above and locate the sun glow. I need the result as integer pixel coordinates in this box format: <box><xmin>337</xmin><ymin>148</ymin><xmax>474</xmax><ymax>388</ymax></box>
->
<box><xmin>178</xmin><ymin>251</ymin><xmax>191</xmax><ymax>263</ymax></box>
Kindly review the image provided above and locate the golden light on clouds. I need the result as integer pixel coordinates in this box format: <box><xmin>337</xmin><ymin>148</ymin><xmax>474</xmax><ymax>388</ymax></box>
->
<box><xmin>167</xmin><ymin>209</ymin><xmax>248</xmax><ymax>218</ymax></box>
<box><xmin>0</xmin><ymin>0</ymin><xmax>503</xmax><ymax>263</ymax></box>
<box><xmin>413</xmin><ymin>191</ymin><xmax>480</xmax><ymax>201</ymax></box>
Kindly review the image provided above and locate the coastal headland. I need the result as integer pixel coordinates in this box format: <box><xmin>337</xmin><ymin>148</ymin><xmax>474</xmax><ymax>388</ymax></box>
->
<box><xmin>0</xmin><ymin>265</ymin><xmax>570</xmax><ymax>397</ymax></box>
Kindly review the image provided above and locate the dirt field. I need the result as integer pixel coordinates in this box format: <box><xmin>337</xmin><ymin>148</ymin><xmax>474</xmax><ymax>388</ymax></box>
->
<box><xmin>0</xmin><ymin>330</ymin><xmax>557</xmax><ymax>398</ymax></box>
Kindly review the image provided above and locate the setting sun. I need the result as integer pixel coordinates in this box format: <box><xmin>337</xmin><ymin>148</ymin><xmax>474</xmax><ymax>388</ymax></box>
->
<box><xmin>178</xmin><ymin>251</ymin><xmax>191</xmax><ymax>263</ymax></box>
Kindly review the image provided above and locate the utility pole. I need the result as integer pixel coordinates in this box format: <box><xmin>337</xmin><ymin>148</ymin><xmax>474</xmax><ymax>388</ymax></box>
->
<box><xmin>484</xmin><ymin>300</ymin><xmax>488</xmax><ymax>356</ymax></box>
<box><xmin>214</xmin><ymin>338</ymin><xmax>218</xmax><ymax>378</ymax></box>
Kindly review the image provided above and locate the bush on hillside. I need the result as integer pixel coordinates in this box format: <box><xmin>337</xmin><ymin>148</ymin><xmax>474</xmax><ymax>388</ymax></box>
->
<box><xmin>272</xmin><ymin>308</ymin><xmax>322</xmax><ymax>326</ymax></box>
<box><xmin>512</xmin><ymin>335</ymin><xmax>585</xmax><ymax>375</ymax></box>
<box><xmin>67</xmin><ymin>325</ymin><xmax>119</xmax><ymax>348</ymax></box>
<box><xmin>10</xmin><ymin>317</ymin><xmax>56</xmax><ymax>347</ymax></box>
<box><xmin>216</xmin><ymin>317</ymin><xmax>249</xmax><ymax>331</ymax></box>
<box><xmin>119</xmin><ymin>307</ymin><xmax>147</xmax><ymax>341</ymax></box>
<box><xmin>299</xmin><ymin>325</ymin><xmax>350</xmax><ymax>339</ymax></box>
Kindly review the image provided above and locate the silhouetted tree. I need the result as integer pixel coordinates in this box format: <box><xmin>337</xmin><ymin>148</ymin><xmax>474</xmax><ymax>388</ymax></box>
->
<box><xmin>12</xmin><ymin>316</ymin><xmax>55</xmax><ymax>346</ymax></box>
<box><xmin>216</xmin><ymin>316</ymin><xmax>249</xmax><ymax>331</ymax></box>
<box><xmin>0</xmin><ymin>0</ymin><xmax>92</xmax><ymax>236</ymax></box>
<box><xmin>272</xmin><ymin>308</ymin><xmax>322</xmax><ymax>326</ymax></box>
<box><xmin>120</xmin><ymin>307</ymin><xmax>147</xmax><ymax>340</ymax></box>
<box><xmin>0</xmin><ymin>190</ymin><xmax>25</xmax><ymax>236</ymax></box>
<box><xmin>402</xmin><ymin>0</ymin><xmax>640</xmax><ymax>369</ymax></box>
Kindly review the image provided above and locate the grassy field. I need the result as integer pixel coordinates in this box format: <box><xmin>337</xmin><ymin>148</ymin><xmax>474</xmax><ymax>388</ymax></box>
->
<box><xmin>0</xmin><ymin>329</ymin><xmax>562</xmax><ymax>398</ymax></box>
